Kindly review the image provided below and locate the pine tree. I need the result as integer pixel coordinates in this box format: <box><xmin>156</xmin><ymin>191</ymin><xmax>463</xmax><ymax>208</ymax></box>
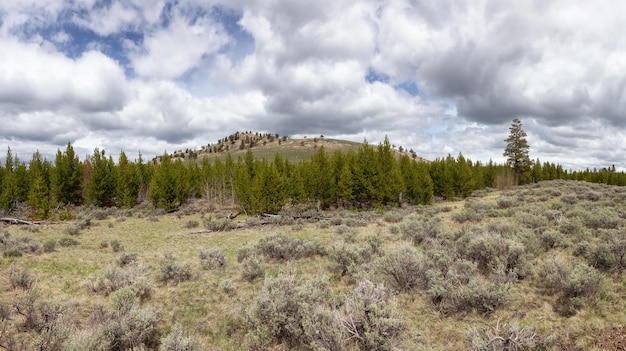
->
<box><xmin>117</xmin><ymin>151</ymin><xmax>140</xmax><ymax>208</ymax></box>
<box><xmin>52</xmin><ymin>142</ymin><xmax>83</xmax><ymax>205</ymax></box>
<box><xmin>503</xmin><ymin>118</ymin><xmax>531</xmax><ymax>185</ymax></box>
<box><xmin>85</xmin><ymin>148</ymin><xmax>117</xmax><ymax>207</ymax></box>
<box><xmin>26</xmin><ymin>151</ymin><xmax>51</xmax><ymax>219</ymax></box>
<box><xmin>0</xmin><ymin>148</ymin><xmax>18</xmax><ymax>213</ymax></box>
<box><xmin>149</xmin><ymin>153</ymin><xmax>189</xmax><ymax>210</ymax></box>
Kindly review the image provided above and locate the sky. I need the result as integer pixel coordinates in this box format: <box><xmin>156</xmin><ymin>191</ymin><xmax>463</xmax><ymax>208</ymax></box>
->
<box><xmin>1</xmin><ymin>0</ymin><xmax>626</xmax><ymax>170</ymax></box>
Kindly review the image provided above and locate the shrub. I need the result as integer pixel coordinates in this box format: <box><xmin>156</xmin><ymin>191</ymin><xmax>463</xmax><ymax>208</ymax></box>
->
<box><xmin>3</xmin><ymin>248</ymin><xmax>22</xmax><ymax>257</ymax></box>
<box><xmin>400</xmin><ymin>217</ymin><xmax>442</xmax><ymax>245</ymax></box>
<box><xmin>160</xmin><ymin>323</ymin><xmax>197</xmax><ymax>351</ymax></box>
<box><xmin>383</xmin><ymin>211</ymin><xmax>404</xmax><ymax>223</ymax></box>
<box><xmin>110</xmin><ymin>239</ymin><xmax>123</xmax><ymax>252</ymax></box>
<box><xmin>254</xmin><ymin>233</ymin><xmax>324</xmax><ymax>261</ymax></box>
<box><xmin>457</xmin><ymin>232</ymin><xmax>528</xmax><ymax>279</ymax></box>
<box><xmin>241</xmin><ymin>256</ymin><xmax>265</xmax><ymax>282</ymax></box>
<box><xmin>452</xmin><ymin>210</ymin><xmax>484</xmax><ymax>223</ymax></box>
<box><xmin>43</xmin><ymin>239</ymin><xmax>56</xmax><ymax>253</ymax></box>
<box><xmin>245</xmin><ymin>274</ymin><xmax>339</xmax><ymax>350</ymax></box>
<box><xmin>237</xmin><ymin>245</ymin><xmax>254</xmax><ymax>263</ymax></box>
<box><xmin>100</xmin><ymin>240</ymin><xmax>109</xmax><ymax>249</ymax></box>
<box><xmin>466</xmin><ymin>321</ymin><xmax>543</xmax><ymax>351</ymax></box>
<box><xmin>537</xmin><ymin>255</ymin><xmax>602</xmax><ymax>315</ymax></box>
<box><xmin>515</xmin><ymin>212</ymin><xmax>548</xmax><ymax>230</ymax></box>
<box><xmin>560</xmin><ymin>195</ymin><xmax>578</xmax><ymax>205</ymax></box>
<box><xmin>496</xmin><ymin>197</ymin><xmax>515</xmax><ymax>209</ymax></box>
<box><xmin>9</xmin><ymin>265</ymin><xmax>35</xmax><ymax>290</ymax></box>
<box><xmin>338</xmin><ymin>280</ymin><xmax>405</xmax><ymax>350</ymax></box>
<box><xmin>344</xmin><ymin>218</ymin><xmax>368</xmax><ymax>227</ymax></box>
<box><xmin>158</xmin><ymin>253</ymin><xmax>193</xmax><ymax>284</ymax></box>
<box><xmin>58</xmin><ymin>236</ymin><xmax>79</xmax><ymax>247</ymax></box>
<box><xmin>329</xmin><ymin>243</ymin><xmax>374</xmax><ymax>277</ymax></box>
<box><xmin>199</xmin><ymin>248</ymin><xmax>226</xmax><ymax>270</ymax></box>
<box><xmin>117</xmin><ymin>252</ymin><xmax>138</xmax><ymax>266</ymax></box>
<box><xmin>374</xmin><ymin>246</ymin><xmax>425</xmax><ymax>292</ymax></box>
<box><xmin>185</xmin><ymin>220</ymin><xmax>199</xmax><ymax>229</ymax></box>
<box><xmin>449</xmin><ymin>279</ymin><xmax>510</xmax><ymax>314</ymax></box>
<box><xmin>220</xmin><ymin>279</ymin><xmax>235</xmax><ymax>295</ymax></box>
<box><xmin>93</xmin><ymin>288</ymin><xmax>161</xmax><ymax>350</ymax></box>
<box><xmin>539</xmin><ymin>230</ymin><xmax>566</xmax><ymax>250</ymax></box>
<box><xmin>203</xmin><ymin>217</ymin><xmax>237</xmax><ymax>232</ymax></box>
<box><xmin>586</xmin><ymin>235</ymin><xmax>626</xmax><ymax>271</ymax></box>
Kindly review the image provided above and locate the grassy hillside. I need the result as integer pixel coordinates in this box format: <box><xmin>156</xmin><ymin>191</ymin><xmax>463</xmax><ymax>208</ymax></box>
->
<box><xmin>169</xmin><ymin>132</ymin><xmax>425</xmax><ymax>163</ymax></box>
<box><xmin>1</xmin><ymin>180</ymin><xmax>625</xmax><ymax>350</ymax></box>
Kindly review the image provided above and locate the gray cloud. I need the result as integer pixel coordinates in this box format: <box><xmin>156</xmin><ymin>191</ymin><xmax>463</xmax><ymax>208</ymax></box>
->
<box><xmin>0</xmin><ymin>0</ymin><xmax>625</xmax><ymax>170</ymax></box>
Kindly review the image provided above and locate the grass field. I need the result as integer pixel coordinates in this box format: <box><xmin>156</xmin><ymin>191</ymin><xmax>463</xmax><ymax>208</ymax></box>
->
<box><xmin>1</xmin><ymin>180</ymin><xmax>626</xmax><ymax>350</ymax></box>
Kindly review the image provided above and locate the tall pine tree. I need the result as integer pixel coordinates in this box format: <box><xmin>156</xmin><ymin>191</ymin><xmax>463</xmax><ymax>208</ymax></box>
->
<box><xmin>503</xmin><ymin>118</ymin><xmax>531</xmax><ymax>185</ymax></box>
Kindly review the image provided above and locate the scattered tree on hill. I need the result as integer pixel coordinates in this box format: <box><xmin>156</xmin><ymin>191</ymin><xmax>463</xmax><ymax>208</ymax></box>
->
<box><xmin>503</xmin><ymin>118</ymin><xmax>531</xmax><ymax>185</ymax></box>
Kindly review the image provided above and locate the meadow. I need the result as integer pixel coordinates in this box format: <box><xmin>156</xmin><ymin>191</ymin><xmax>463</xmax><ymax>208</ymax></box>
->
<box><xmin>1</xmin><ymin>179</ymin><xmax>625</xmax><ymax>350</ymax></box>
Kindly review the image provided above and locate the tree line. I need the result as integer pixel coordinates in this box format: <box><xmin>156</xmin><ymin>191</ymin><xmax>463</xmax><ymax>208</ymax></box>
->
<box><xmin>1</xmin><ymin>137</ymin><xmax>625</xmax><ymax>220</ymax></box>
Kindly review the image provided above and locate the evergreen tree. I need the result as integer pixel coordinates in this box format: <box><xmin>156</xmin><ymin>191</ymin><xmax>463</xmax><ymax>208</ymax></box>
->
<box><xmin>52</xmin><ymin>142</ymin><xmax>83</xmax><ymax>205</ymax></box>
<box><xmin>85</xmin><ymin>148</ymin><xmax>117</xmax><ymax>207</ymax></box>
<box><xmin>27</xmin><ymin>175</ymin><xmax>50</xmax><ymax>220</ymax></box>
<box><xmin>27</xmin><ymin>151</ymin><xmax>51</xmax><ymax>219</ymax></box>
<box><xmin>149</xmin><ymin>153</ymin><xmax>189</xmax><ymax>210</ymax></box>
<box><xmin>375</xmin><ymin>136</ymin><xmax>404</xmax><ymax>206</ymax></box>
<box><xmin>0</xmin><ymin>148</ymin><xmax>18</xmax><ymax>213</ymax></box>
<box><xmin>503</xmin><ymin>118</ymin><xmax>531</xmax><ymax>185</ymax></box>
<box><xmin>453</xmin><ymin>153</ymin><xmax>475</xmax><ymax>197</ymax></box>
<box><xmin>117</xmin><ymin>151</ymin><xmax>140</xmax><ymax>208</ymax></box>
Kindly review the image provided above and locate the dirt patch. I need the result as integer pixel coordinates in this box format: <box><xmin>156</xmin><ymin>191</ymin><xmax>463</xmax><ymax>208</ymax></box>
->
<box><xmin>597</xmin><ymin>326</ymin><xmax>626</xmax><ymax>350</ymax></box>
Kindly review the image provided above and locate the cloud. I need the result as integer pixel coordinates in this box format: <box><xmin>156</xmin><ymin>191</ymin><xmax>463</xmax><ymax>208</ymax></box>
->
<box><xmin>1</xmin><ymin>0</ymin><xmax>626</xmax><ymax>171</ymax></box>
<box><xmin>130</xmin><ymin>10</ymin><xmax>229</xmax><ymax>79</ymax></box>
<box><xmin>0</xmin><ymin>38</ymin><xmax>129</xmax><ymax>113</ymax></box>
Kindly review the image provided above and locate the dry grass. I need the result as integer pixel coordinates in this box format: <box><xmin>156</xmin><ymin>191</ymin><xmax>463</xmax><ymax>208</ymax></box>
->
<box><xmin>0</xmin><ymin>180</ymin><xmax>625</xmax><ymax>349</ymax></box>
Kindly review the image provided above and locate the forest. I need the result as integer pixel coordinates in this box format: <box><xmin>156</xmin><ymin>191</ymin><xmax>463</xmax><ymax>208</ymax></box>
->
<box><xmin>1</xmin><ymin>131</ymin><xmax>626</xmax><ymax>220</ymax></box>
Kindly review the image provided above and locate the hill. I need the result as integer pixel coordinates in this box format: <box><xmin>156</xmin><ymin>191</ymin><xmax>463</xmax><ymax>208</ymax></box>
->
<box><xmin>166</xmin><ymin>131</ymin><xmax>426</xmax><ymax>163</ymax></box>
<box><xmin>1</xmin><ymin>179</ymin><xmax>625</xmax><ymax>349</ymax></box>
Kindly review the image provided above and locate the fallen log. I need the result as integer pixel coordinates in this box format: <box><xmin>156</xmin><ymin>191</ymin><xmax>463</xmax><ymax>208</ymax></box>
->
<box><xmin>0</xmin><ymin>217</ymin><xmax>36</xmax><ymax>225</ymax></box>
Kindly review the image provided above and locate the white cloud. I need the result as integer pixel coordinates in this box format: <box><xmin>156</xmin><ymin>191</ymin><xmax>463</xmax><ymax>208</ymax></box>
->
<box><xmin>130</xmin><ymin>11</ymin><xmax>230</xmax><ymax>79</ymax></box>
<box><xmin>0</xmin><ymin>38</ymin><xmax>129</xmax><ymax>113</ymax></box>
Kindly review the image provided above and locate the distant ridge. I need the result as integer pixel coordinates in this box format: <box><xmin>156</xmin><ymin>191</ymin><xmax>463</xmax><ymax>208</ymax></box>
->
<box><xmin>163</xmin><ymin>131</ymin><xmax>427</xmax><ymax>163</ymax></box>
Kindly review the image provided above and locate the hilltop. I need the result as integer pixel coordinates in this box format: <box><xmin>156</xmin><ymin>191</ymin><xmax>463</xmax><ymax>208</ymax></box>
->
<box><xmin>165</xmin><ymin>131</ymin><xmax>426</xmax><ymax>163</ymax></box>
